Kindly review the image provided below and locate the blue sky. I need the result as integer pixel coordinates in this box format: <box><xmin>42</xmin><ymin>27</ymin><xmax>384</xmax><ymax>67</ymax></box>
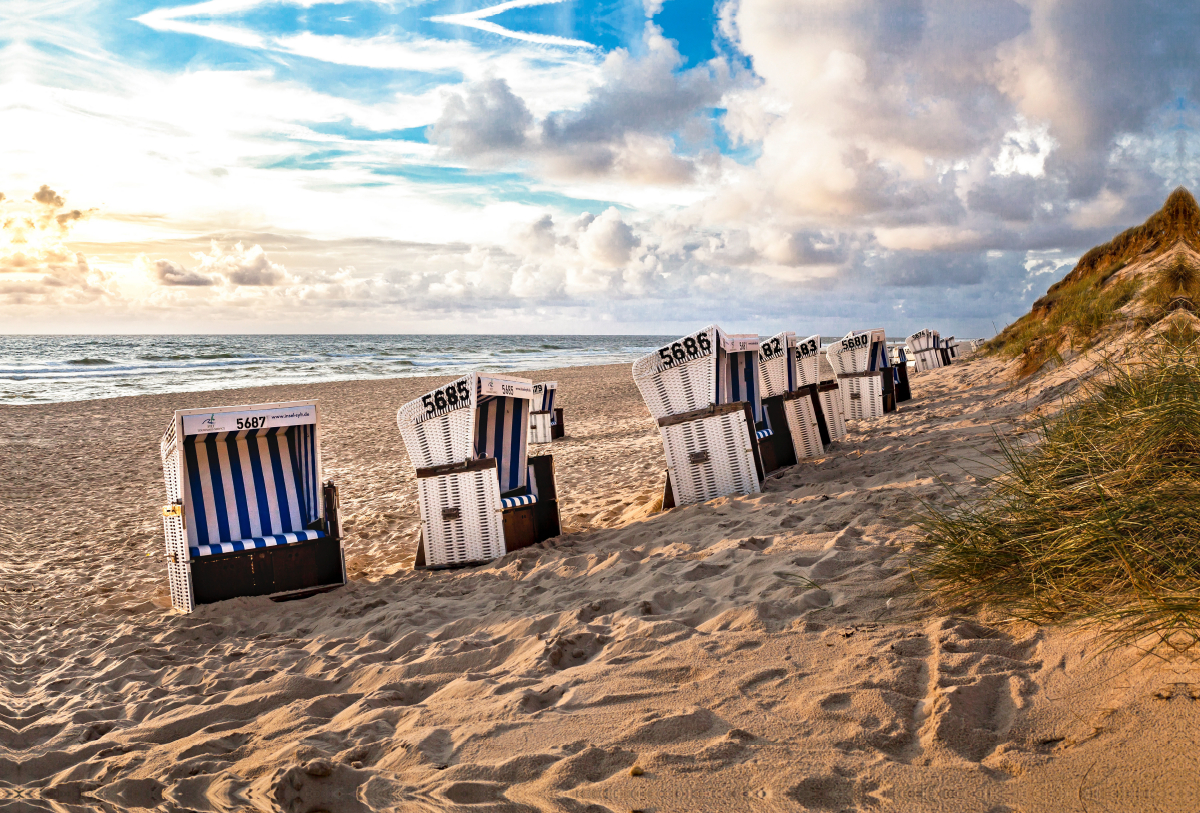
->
<box><xmin>1</xmin><ymin>0</ymin><xmax>1197</xmax><ymax>335</ymax></box>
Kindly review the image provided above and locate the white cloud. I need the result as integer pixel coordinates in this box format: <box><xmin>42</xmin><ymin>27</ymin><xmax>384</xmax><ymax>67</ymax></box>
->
<box><xmin>579</xmin><ymin>208</ymin><xmax>641</xmax><ymax>267</ymax></box>
<box><xmin>3</xmin><ymin>0</ymin><xmax>1196</xmax><ymax>339</ymax></box>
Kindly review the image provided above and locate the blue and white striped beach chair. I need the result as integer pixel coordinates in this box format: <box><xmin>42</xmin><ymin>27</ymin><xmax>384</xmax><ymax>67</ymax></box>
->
<box><xmin>759</xmin><ymin>331</ymin><xmax>825</xmax><ymax>464</ymax></box>
<box><xmin>530</xmin><ymin>381</ymin><xmax>563</xmax><ymax>444</ymax></box>
<box><xmin>159</xmin><ymin>400</ymin><xmax>345</xmax><ymax>612</ymax></box>
<box><xmin>633</xmin><ymin>326</ymin><xmax>766</xmax><ymax>509</ymax></box>
<box><xmin>398</xmin><ymin>373</ymin><xmax>561</xmax><ymax>568</ymax></box>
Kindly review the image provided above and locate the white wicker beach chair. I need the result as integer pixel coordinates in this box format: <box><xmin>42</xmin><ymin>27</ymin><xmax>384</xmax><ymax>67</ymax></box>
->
<box><xmin>633</xmin><ymin>326</ymin><xmax>764</xmax><ymax>509</ymax></box>
<box><xmin>398</xmin><ymin>373</ymin><xmax>561</xmax><ymax>568</ymax></box>
<box><xmin>905</xmin><ymin>329</ymin><xmax>944</xmax><ymax>373</ymax></box>
<box><xmin>811</xmin><ymin>344</ymin><xmax>848</xmax><ymax>444</ymax></box>
<box><xmin>828</xmin><ymin>329</ymin><xmax>895</xmax><ymax>421</ymax></box>
<box><xmin>159</xmin><ymin>400</ymin><xmax>345</xmax><ymax>613</ymax></box>
<box><xmin>529</xmin><ymin>381</ymin><xmax>564</xmax><ymax>444</ymax></box>
<box><xmin>758</xmin><ymin>332</ymin><xmax>824</xmax><ymax>463</ymax></box>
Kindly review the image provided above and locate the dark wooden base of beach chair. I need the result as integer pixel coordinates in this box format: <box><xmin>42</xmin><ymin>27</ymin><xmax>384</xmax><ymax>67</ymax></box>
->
<box><xmin>190</xmin><ymin>536</ymin><xmax>345</xmax><ymax>606</ymax></box>
<box><xmin>737</xmin><ymin>402</ymin><xmax>770</xmax><ymax>483</ymax></box>
<box><xmin>881</xmin><ymin>368</ymin><xmax>898</xmax><ymax>413</ymax></box>
<box><xmin>812</xmin><ymin>381</ymin><xmax>838</xmax><ymax>445</ymax></box>
<box><xmin>895</xmin><ymin>363</ymin><xmax>912</xmax><ymax>402</ymax></box>
<box><xmin>552</xmin><ymin>408</ymin><xmax>565</xmax><ymax>439</ymax></box>
<box><xmin>502</xmin><ymin>504</ymin><xmax>539</xmax><ymax>551</ymax></box>
<box><xmin>189</xmin><ymin>481</ymin><xmax>346</xmax><ymax>606</ymax></box>
<box><xmin>529</xmin><ymin>455</ymin><xmax>561</xmax><ymax>541</ymax></box>
<box><xmin>662</xmin><ymin>469</ymin><xmax>676</xmax><ymax>511</ymax></box>
<box><xmin>760</xmin><ymin>395</ymin><xmax>798</xmax><ymax>472</ymax></box>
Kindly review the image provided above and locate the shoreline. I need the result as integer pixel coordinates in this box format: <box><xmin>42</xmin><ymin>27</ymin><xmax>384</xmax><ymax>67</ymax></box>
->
<box><xmin>0</xmin><ymin>360</ymin><xmax>635</xmax><ymax>409</ymax></box>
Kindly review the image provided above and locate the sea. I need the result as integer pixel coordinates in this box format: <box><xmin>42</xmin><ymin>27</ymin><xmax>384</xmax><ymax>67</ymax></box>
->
<box><xmin>0</xmin><ymin>335</ymin><xmax>674</xmax><ymax>405</ymax></box>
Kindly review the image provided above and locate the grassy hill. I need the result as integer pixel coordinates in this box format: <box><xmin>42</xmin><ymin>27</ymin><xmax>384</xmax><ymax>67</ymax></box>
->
<box><xmin>989</xmin><ymin>187</ymin><xmax>1200</xmax><ymax>377</ymax></box>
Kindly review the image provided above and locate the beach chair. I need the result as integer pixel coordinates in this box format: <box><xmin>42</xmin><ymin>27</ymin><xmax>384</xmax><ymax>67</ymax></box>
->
<box><xmin>814</xmin><ymin>346</ymin><xmax>849</xmax><ymax>444</ymax></box>
<box><xmin>758</xmin><ymin>332</ymin><xmax>824</xmax><ymax>463</ymax></box>
<box><xmin>828</xmin><ymin>329</ymin><xmax>895</xmax><ymax>421</ymax></box>
<box><xmin>159</xmin><ymin>400</ymin><xmax>345</xmax><ymax>613</ymax></box>
<box><xmin>905</xmin><ymin>329</ymin><xmax>944</xmax><ymax>373</ymax></box>
<box><xmin>889</xmin><ymin>345</ymin><xmax>913</xmax><ymax>402</ymax></box>
<box><xmin>397</xmin><ymin>373</ymin><xmax>560</xmax><ymax>568</ymax></box>
<box><xmin>632</xmin><ymin>326</ymin><xmax>764</xmax><ymax>509</ymax></box>
<box><xmin>529</xmin><ymin>381</ymin><xmax>563</xmax><ymax>444</ymax></box>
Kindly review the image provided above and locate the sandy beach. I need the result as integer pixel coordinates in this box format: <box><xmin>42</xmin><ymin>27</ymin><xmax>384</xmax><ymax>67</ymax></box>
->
<box><xmin>2</xmin><ymin>355</ymin><xmax>1197</xmax><ymax>812</ymax></box>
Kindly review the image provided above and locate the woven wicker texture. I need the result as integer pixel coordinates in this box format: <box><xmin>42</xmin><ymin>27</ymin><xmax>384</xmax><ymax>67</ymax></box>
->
<box><xmin>399</xmin><ymin>372</ymin><xmax>538</xmax><ymax>567</ymax></box>
<box><xmin>828</xmin><ymin>331</ymin><xmax>873</xmax><ymax>375</ymax></box>
<box><xmin>417</xmin><ymin>467</ymin><xmax>505</xmax><ymax>566</ymax></box>
<box><xmin>840</xmin><ymin>375</ymin><xmax>885</xmax><ymax>421</ymax></box>
<box><xmin>660</xmin><ymin>409</ymin><xmax>759</xmax><ymax>507</ymax></box>
<box><xmin>160</xmin><ymin>432</ymin><xmax>193</xmax><ymax>613</ymax></box>
<box><xmin>758</xmin><ymin>331</ymin><xmax>794</xmax><ymax>398</ymax></box>
<box><xmin>159</xmin><ymin>400</ymin><xmax>328</xmax><ymax>613</ymax></box>
<box><xmin>398</xmin><ymin>374</ymin><xmax>477</xmax><ymax>468</ymax></box>
<box><xmin>782</xmin><ymin>396</ymin><xmax>824</xmax><ymax>461</ymax></box>
<box><xmin>530</xmin><ymin>411</ymin><xmax>553</xmax><ymax>444</ymax></box>
<box><xmin>793</xmin><ymin>334</ymin><xmax>822</xmax><ymax>387</ymax></box>
<box><xmin>633</xmin><ymin>325</ymin><xmax>721</xmax><ymax>420</ymax></box>
<box><xmin>818</xmin><ymin>388</ymin><xmax>848</xmax><ymax>441</ymax></box>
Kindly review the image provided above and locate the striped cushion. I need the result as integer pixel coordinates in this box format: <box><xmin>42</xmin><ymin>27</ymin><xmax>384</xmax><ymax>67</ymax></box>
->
<box><xmin>536</xmin><ymin>383</ymin><xmax>557</xmax><ymax>415</ymax></box>
<box><xmin>756</xmin><ymin>428</ymin><xmax>773</xmax><ymax>440</ymax></box>
<box><xmin>183</xmin><ymin>425</ymin><xmax>320</xmax><ymax>551</ymax></box>
<box><xmin>475</xmin><ymin>396</ymin><xmax>530</xmax><ymax>493</ymax></box>
<box><xmin>190</xmin><ymin>529</ymin><xmax>325</xmax><ymax>558</ymax></box>
<box><xmin>724</xmin><ymin>351</ymin><xmax>764</xmax><ymax>423</ymax></box>
<box><xmin>500</xmin><ymin>494</ymin><xmax>538</xmax><ymax>509</ymax></box>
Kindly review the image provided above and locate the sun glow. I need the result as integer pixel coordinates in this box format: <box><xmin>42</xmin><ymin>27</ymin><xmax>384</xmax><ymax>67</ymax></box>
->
<box><xmin>0</xmin><ymin>186</ymin><xmax>107</xmax><ymax>300</ymax></box>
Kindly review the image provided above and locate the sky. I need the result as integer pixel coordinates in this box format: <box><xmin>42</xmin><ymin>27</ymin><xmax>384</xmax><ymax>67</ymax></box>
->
<box><xmin>1</xmin><ymin>0</ymin><xmax>1197</xmax><ymax>337</ymax></box>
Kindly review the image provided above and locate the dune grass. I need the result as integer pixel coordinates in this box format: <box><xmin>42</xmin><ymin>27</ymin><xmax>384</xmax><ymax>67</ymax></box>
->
<box><xmin>917</xmin><ymin>321</ymin><xmax>1200</xmax><ymax>655</ymax></box>
<box><xmin>1139</xmin><ymin>254</ymin><xmax>1200</xmax><ymax>322</ymax></box>
<box><xmin>985</xmin><ymin>186</ymin><xmax>1200</xmax><ymax>378</ymax></box>
<box><xmin>986</xmin><ymin>273</ymin><xmax>1139</xmax><ymax>377</ymax></box>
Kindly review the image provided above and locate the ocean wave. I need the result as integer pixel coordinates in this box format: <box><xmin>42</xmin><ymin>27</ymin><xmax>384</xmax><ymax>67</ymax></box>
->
<box><xmin>67</xmin><ymin>357</ymin><xmax>116</xmax><ymax>365</ymax></box>
<box><xmin>137</xmin><ymin>352</ymin><xmax>250</xmax><ymax>361</ymax></box>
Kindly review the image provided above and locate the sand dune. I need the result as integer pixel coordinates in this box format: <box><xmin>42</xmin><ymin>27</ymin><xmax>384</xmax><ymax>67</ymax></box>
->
<box><xmin>1</xmin><ymin>356</ymin><xmax>1196</xmax><ymax>812</ymax></box>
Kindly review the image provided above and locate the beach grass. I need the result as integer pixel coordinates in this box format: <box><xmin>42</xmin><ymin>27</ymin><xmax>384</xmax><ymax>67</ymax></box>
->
<box><xmin>986</xmin><ymin>273</ymin><xmax>1139</xmax><ymax>377</ymax></box>
<box><xmin>917</xmin><ymin>320</ymin><xmax>1200</xmax><ymax>655</ymax></box>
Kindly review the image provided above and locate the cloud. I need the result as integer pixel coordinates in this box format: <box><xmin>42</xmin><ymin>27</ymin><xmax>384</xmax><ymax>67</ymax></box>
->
<box><xmin>429</xmin><ymin>78</ymin><xmax>534</xmax><ymax>158</ymax></box>
<box><xmin>429</xmin><ymin>24</ymin><xmax>730</xmax><ymax>184</ymax></box>
<box><xmin>144</xmin><ymin>257</ymin><xmax>218</xmax><ymax>286</ymax></box>
<box><xmin>141</xmin><ymin>242</ymin><xmax>289</xmax><ymax>287</ymax></box>
<box><xmin>578</xmin><ymin>208</ymin><xmax>640</xmax><ymax>266</ymax></box>
<box><xmin>33</xmin><ymin>185</ymin><xmax>65</xmax><ymax>207</ymax></box>
<box><xmin>6</xmin><ymin>0</ymin><xmax>1199</xmax><ymax>338</ymax></box>
<box><xmin>0</xmin><ymin>187</ymin><xmax>109</xmax><ymax>306</ymax></box>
